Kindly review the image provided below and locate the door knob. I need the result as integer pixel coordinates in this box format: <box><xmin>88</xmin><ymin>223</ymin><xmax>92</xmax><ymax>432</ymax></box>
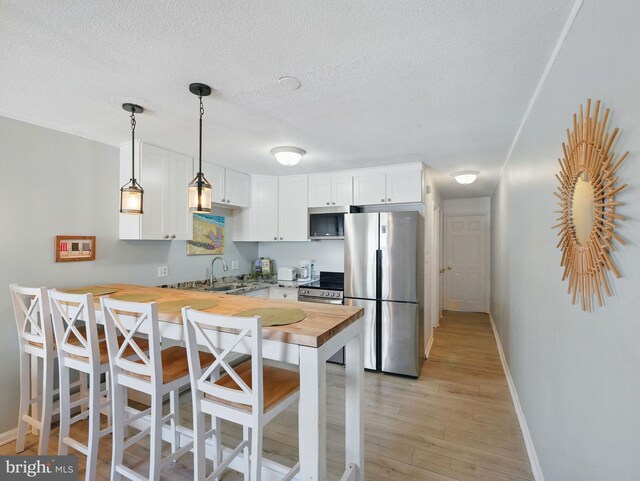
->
<box><xmin>447</xmin><ymin>266</ymin><xmax>452</xmax><ymax>270</ymax></box>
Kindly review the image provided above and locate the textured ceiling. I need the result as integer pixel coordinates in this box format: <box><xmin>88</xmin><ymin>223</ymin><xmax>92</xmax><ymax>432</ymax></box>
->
<box><xmin>0</xmin><ymin>0</ymin><xmax>574</xmax><ymax>198</ymax></box>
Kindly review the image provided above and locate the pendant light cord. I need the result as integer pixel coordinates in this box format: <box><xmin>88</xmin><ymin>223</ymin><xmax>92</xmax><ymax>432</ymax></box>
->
<box><xmin>198</xmin><ymin>93</ymin><xmax>204</xmax><ymax>192</ymax></box>
<box><xmin>130</xmin><ymin>110</ymin><xmax>136</xmax><ymax>182</ymax></box>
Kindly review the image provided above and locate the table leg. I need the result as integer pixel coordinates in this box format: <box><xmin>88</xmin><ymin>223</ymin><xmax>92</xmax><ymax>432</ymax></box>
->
<box><xmin>298</xmin><ymin>346</ymin><xmax>326</xmax><ymax>481</ymax></box>
<box><xmin>345</xmin><ymin>321</ymin><xmax>364</xmax><ymax>481</ymax></box>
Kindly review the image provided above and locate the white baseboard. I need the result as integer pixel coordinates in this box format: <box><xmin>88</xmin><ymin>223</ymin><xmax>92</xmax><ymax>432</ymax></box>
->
<box><xmin>0</xmin><ymin>427</ymin><xmax>18</xmax><ymax>447</ymax></box>
<box><xmin>488</xmin><ymin>313</ymin><xmax>545</xmax><ymax>481</ymax></box>
<box><xmin>425</xmin><ymin>335</ymin><xmax>435</xmax><ymax>358</ymax></box>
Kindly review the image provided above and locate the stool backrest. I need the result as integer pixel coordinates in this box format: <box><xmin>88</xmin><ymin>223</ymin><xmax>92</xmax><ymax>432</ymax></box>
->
<box><xmin>100</xmin><ymin>297</ymin><xmax>161</xmax><ymax>383</ymax></box>
<box><xmin>182</xmin><ymin>308</ymin><xmax>263</xmax><ymax>413</ymax></box>
<box><xmin>48</xmin><ymin>290</ymin><xmax>100</xmax><ymax>361</ymax></box>
<box><xmin>10</xmin><ymin>284</ymin><xmax>53</xmax><ymax>353</ymax></box>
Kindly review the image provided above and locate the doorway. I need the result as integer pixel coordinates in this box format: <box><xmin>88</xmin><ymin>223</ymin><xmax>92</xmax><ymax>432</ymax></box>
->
<box><xmin>444</xmin><ymin>215</ymin><xmax>488</xmax><ymax>312</ymax></box>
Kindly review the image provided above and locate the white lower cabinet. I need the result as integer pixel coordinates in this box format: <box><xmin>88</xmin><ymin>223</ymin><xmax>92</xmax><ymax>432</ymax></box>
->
<box><xmin>268</xmin><ymin>287</ymin><xmax>298</xmax><ymax>301</ymax></box>
<box><xmin>119</xmin><ymin>141</ymin><xmax>193</xmax><ymax>240</ymax></box>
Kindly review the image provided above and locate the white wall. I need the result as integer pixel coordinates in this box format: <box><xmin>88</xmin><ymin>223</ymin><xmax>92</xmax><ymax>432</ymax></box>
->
<box><xmin>258</xmin><ymin>240</ymin><xmax>344</xmax><ymax>273</ymax></box>
<box><xmin>491</xmin><ymin>1</ymin><xmax>640</xmax><ymax>479</ymax></box>
<box><xmin>0</xmin><ymin>116</ymin><xmax>258</xmax><ymax>433</ymax></box>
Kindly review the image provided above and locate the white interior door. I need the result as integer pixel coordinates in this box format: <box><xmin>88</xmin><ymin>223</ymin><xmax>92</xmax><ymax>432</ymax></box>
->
<box><xmin>444</xmin><ymin>215</ymin><xmax>488</xmax><ymax>312</ymax></box>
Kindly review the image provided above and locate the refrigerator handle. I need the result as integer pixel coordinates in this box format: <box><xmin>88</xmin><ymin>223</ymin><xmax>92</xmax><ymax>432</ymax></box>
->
<box><xmin>376</xmin><ymin>249</ymin><xmax>382</xmax><ymax>300</ymax></box>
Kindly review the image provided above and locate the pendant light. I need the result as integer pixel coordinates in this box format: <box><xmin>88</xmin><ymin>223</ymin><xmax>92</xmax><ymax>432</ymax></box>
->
<box><xmin>120</xmin><ymin>103</ymin><xmax>144</xmax><ymax>214</ymax></box>
<box><xmin>188</xmin><ymin>83</ymin><xmax>213</xmax><ymax>213</ymax></box>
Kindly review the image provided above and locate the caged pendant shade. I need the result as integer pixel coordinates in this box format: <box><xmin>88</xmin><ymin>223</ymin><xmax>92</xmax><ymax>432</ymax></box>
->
<box><xmin>120</xmin><ymin>103</ymin><xmax>144</xmax><ymax>214</ymax></box>
<box><xmin>188</xmin><ymin>83</ymin><xmax>213</xmax><ymax>213</ymax></box>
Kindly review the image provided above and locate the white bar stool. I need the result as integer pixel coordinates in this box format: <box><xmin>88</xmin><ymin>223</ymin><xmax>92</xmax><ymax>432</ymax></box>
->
<box><xmin>10</xmin><ymin>284</ymin><xmax>55</xmax><ymax>455</ymax></box>
<box><xmin>182</xmin><ymin>307</ymin><xmax>301</xmax><ymax>481</ymax></box>
<box><xmin>49</xmin><ymin>290</ymin><xmax>135</xmax><ymax>481</ymax></box>
<box><xmin>101</xmin><ymin>297</ymin><xmax>215</xmax><ymax>481</ymax></box>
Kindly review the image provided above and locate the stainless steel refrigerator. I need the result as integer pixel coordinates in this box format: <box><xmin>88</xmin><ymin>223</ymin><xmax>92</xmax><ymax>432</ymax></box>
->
<box><xmin>344</xmin><ymin>211</ymin><xmax>424</xmax><ymax>377</ymax></box>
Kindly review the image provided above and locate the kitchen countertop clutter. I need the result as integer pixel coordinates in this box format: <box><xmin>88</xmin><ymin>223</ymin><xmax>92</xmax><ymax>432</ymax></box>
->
<box><xmin>158</xmin><ymin>275</ymin><xmax>314</xmax><ymax>296</ymax></box>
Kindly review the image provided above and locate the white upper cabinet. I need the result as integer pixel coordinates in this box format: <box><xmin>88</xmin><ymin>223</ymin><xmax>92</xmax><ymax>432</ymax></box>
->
<box><xmin>119</xmin><ymin>141</ymin><xmax>193</xmax><ymax>240</ymax></box>
<box><xmin>353</xmin><ymin>169</ymin><xmax>387</xmax><ymax>205</ymax></box>
<box><xmin>278</xmin><ymin>175</ymin><xmax>309</xmax><ymax>241</ymax></box>
<box><xmin>202</xmin><ymin>162</ymin><xmax>251</xmax><ymax>208</ymax></box>
<box><xmin>353</xmin><ymin>164</ymin><xmax>422</xmax><ymax>205</ymax></box>
<box><xmin>224</xmin><ymin>169</ymin><xmax>251</xmax><ymax>208</ymax></box>
<box><xmin>234</xmin><ymin>174</ymin><xmax>308</xmax><ymax>242</ymax></box>
<box><xmin>385</xmin><ymin>164</ymin><xmax>423</xmax><ymax>204</ymax></box>
<box><xmin>308</xmin><ymin>173</ymin><xmax>332</xmax><ymax>207</ymax></box>
<box><xmin>308</xmin><ymin>172</ymin><xmax>353</xmax><ymax>207</ymax></box>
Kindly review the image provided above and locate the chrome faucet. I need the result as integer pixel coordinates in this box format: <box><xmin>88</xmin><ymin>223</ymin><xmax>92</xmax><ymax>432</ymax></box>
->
<box><xmin>210</xmin><ymin>256</ymin><xmax>228</xmax><ymax>287</ymax></box>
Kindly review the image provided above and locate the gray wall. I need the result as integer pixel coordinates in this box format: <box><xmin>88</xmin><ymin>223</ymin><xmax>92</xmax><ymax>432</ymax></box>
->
<box><xmin>490</xmin><ymin>1</ymin><xmax>640</xmax><ymax>479</ymax></box>
<box><xmin>0</xmin><ymin>116</ymin><xmax>258</xmax><ymax>433</ymax></box>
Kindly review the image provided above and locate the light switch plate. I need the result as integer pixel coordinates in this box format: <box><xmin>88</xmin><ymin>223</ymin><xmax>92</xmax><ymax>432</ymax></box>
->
<box><xmin>231</xmin><ymin>260</ymin><xmax>239</xmax><ymax>270</ymax></box>
<box><xmin>157</xmin><ymin>266</ymin><xmax>169</xmax><ymax>277</ymax></box>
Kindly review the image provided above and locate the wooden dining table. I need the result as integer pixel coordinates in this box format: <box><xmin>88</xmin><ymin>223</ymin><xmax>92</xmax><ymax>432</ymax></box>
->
<box><xmin>72</xmin><ymin>284</ymin><xmax>365</xmax><ymax>481</ymax></box>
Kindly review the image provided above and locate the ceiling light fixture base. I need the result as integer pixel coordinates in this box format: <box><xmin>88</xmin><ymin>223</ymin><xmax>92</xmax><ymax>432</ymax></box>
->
<box><xmin>122</xmin><ymin>103</ymin><xmax>144</xmax><ymax>114</ymax></box>
<box><xmin>271</xmin><ymin>146</ymin><xmax>306</xmax><ymax>166</ymax></box>
<box><xmin>189</xmin><ymin>83</ymin><xmax>212</xmax><ymax>96</ymax></box>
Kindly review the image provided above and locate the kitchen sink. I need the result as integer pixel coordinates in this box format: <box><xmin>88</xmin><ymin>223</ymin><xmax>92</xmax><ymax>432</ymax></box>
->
<box><xmin>206</xmin><ymin>284</ymin><xmax>248</xmax><ymax>292</ymax></box>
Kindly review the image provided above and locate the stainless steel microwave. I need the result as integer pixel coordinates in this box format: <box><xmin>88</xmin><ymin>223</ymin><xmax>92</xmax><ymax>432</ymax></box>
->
<box><xmin>308</xmin><ymin>206</ymin><xmax>361</xmax><ymax>240</ymax></box>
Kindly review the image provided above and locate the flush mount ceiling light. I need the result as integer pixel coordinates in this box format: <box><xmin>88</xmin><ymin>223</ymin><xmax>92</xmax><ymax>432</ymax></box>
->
<box><xmin>451</xmin><ymin>170</ymin><xmax>479</xmax><ymax>185</ymax></box>
<box><xmin>120</xmin><ymin>103</ymin><xmax>144</xmax><ymax>214</ymax></box>
<box><xmin>271</xmin><ymin>146</ymin><xmax>306</xmax><ymax>166</ymax></box>
<box><xmin>188</xmin><ymin>83</ymin><xmax>213</xmax><ymax>213</ymax></box>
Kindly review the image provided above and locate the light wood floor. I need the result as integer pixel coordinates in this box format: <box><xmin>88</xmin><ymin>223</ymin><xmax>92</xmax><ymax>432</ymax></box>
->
<box><xmin>1</xmin><ymin>311</ymin><xmax>533</xmax><ymax>480</ymax></box>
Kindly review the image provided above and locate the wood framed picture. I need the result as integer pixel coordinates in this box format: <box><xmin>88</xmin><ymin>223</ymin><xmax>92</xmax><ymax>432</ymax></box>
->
<box><xmin>55</xmin><ymin>235</ymin><xmax>96</xmax><ymax>262</ymax></box>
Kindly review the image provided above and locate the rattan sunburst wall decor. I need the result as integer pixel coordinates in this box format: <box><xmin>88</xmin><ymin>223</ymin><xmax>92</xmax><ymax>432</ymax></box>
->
<box><xmin>554</xmin><ymin>99</ymin><xmax>629</xmax><ymax>311</ymax></box>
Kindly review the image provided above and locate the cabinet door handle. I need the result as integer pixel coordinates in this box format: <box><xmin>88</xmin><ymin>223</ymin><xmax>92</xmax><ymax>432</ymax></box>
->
<box><xmin>171</xmin><ymin>234</ymin><xmax>176</xmax><ymax>239</ymax></box>
<box><xmin>164</xmin><ymin>234</ymin><xmax>170</xmax><ymax>239</ymax></box>
<box><xmin>226</xmin><ymin>199</ymin><xmax>230</xmax><ymax>203</ymax></box>
<box><xmin>387</xmin><ymin>198</ymin><xmax>392</xmax><ymax>202</ymax></box>
<box><xmin>274</xmin><ymin>237</ymin><xmax>277</xmax><ymax>240</ymax></box>
<box><xmin>332</xmin><ymin>202</ymin><xmax>335</xmax><ymax>205</ymax></box>
<box><xmin>221</xmin><ymin>198</ymin><xmax>226</xmax><ymax>202</ymax></box>
<box><xmin>280</xmin><ymin>237</ymin><xmax>283</xmax><ymax>240</ymax></box>
<box><xmin>283</xmin><ymin>293</ymin><xmax>287</xmax><ymax>298</ymax></box>
<box><xmin>381</xmin><ymin>198</ymin><xmax>385</xmax><ymax>202</ymax></box>
<box><xmin>326</xmin><ymin>202</ymin><xmax>330</xmax><ymax>205</ymax></box>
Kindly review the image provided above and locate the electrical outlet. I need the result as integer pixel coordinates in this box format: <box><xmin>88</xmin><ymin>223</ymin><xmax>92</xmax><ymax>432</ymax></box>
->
<box><xmin>157</xmin><ymin>266</ymin><xmax>169</xmax><ymax>277</ymax></box>
<box><xmin>231</xmin><ymin>260</ymin><xmax>239</xmax><ymax>270</ymax></box>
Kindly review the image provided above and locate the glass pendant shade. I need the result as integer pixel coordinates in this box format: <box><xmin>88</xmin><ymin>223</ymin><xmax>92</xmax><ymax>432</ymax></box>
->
<box><xmin>188</xmin><ymin>173</ymin><xmax>212</xmax><ymax>213</ymax></box>
<box><xmin>120</xmin><ymin>181</ymin><xmax>144</xmax><ymax>214</ymax></box>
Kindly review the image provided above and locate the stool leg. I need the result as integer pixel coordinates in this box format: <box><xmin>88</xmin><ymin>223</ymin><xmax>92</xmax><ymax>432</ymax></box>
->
<box><xmin>57</xmin><ymin>361</ymin><xmax>71</xmax><ymax>455</ymax></box>
<box><xmin>85</xmin><ymin>370</ymin><xmax>101</xmax><ymax>481</ymax></box>
<box><xmin>37</xmin><ymin>352</ymin><xmax>54</xmax><ymax>455</ymax></box>
<box><xmin>214</xmin><ymin>415</ymin><xmax>222</xmax><ymax>480</ymax></box>
<box><xmin>250</xmin><ymin>425</ymin><xmax>262</xmax><ymax>481</ymax></box>
<box><xmin>242</xmin><ymin>426</ymin><xmax>250</xmax><ymax>481</ymax></box>
<box><xmin>15</xmin><ymin>350</ymin><xmax>30</xmax><ymax>453</ymax></box>
<box><xmin>192</xmin><ymin>395</ymin><xmax>205</xmax><ymax>481</ymax></box>
<box><xmin>31</xmin><ymin>357</ymin><xmax>41</xmax><ymax>436</ymax></box>
<box><xmin>169</xmin><ymin>389</ymin><xmax>179</xmax><ymax>454</ymax></box>
<box><xmin>148</xmin><ymin>392</ymin><xmax>163</xmax><ymax>481</ymax></box>
<box><xmin>110</xmin><ymin>377</ymin><xmax>125</xmax><ymax>481</ymax></box>
<box><xmin>104</xmin><ymin>372</ymin><xmax>112</xmax><ymax>426</ymax></box>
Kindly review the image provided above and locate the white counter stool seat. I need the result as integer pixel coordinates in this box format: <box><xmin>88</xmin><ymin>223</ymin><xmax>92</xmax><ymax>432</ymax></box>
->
<box><xmin>182</xmin><ymin>308</ymin><xmax>301</xmax><ymax>481</ymax></box>
<box><xmin>49</xmin><ymin>290</ymin><xmax>148</xmax><ymax>481</ymax></box>
<box><xmin>10</xmin><ymin>284</ymin><xmax>56</xmax><ymax>455</ymax></box>
<box><xmin>101</xmin><ymin>297</ymin><xmax>215</xmax><ymax>481</ymax></box>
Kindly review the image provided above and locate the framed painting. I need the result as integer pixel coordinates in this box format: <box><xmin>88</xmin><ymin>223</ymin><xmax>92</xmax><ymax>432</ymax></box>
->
<box><xmin>187</xmin><ymin>214</ymin><xmax>224</xmax><ymax>255</ymax></box>
<box><xmin>55</xmin><ymin>235</ymin><xmax>96</xmax><ymax>262</ymax></box>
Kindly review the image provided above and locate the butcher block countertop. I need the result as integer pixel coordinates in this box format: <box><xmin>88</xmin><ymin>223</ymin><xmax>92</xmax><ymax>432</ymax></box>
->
<box><xmin>81</xmin><ymin>284</ymin><xmax>363</xmax><ymax>348</ymax></box>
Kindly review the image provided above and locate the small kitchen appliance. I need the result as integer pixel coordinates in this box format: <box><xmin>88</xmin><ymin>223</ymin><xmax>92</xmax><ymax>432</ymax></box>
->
<box><xmin>298</xmin><ymin>259</ymin><xmax>313</xmax><ymax>281</ymax></box>
<box><xmin>277</xmin><ymin>266</ymin><xmax>299</xmax><ymax>281</ymax></box>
